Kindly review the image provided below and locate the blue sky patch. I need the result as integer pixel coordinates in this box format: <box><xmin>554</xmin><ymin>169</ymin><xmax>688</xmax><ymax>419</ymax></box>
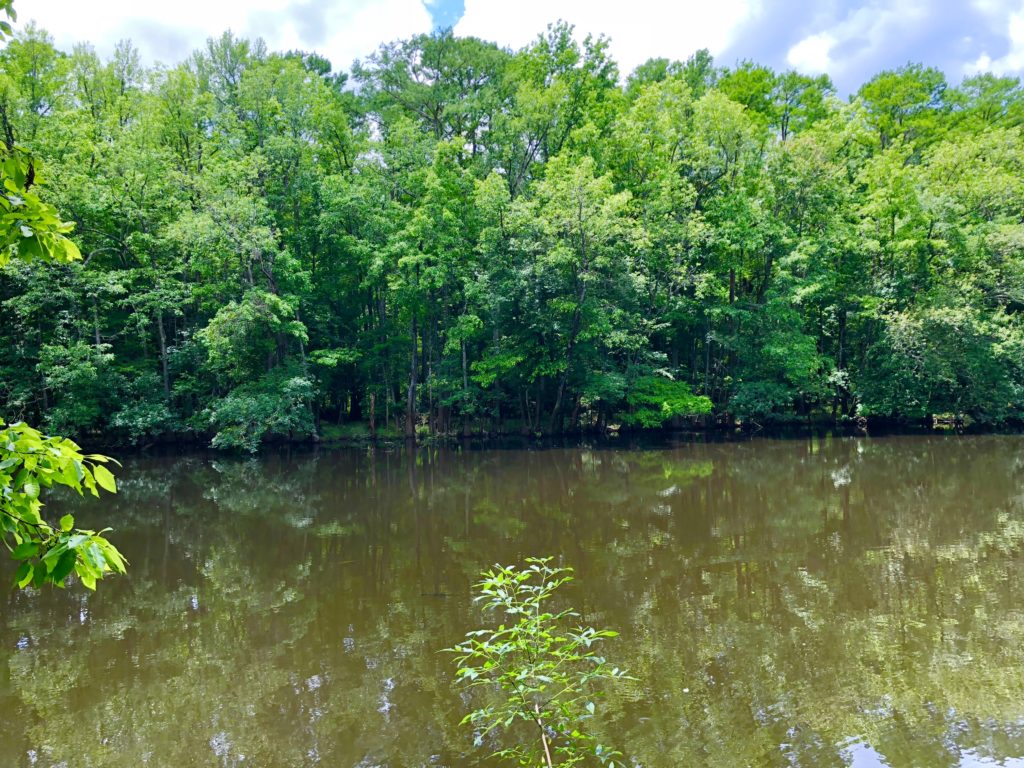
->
<box><xmin>424</xmin><ymin>0</ymin><xmax>466</xmax><ymax>30</ymax></box>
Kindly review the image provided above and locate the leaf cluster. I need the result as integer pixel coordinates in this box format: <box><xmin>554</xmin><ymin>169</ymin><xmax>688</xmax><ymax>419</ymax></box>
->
<box><xmin>448</xmin><ymin>557</ymin><xmax>631</xmax><ymax>767</ymax></box>
<box><xmin>0</xmin><ymin>420</ymin><xmax>126</xmax><ymax>589</ymax></box>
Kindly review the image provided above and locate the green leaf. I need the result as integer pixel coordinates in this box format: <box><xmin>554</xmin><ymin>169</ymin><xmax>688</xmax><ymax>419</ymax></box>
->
<box><xmin>14</xmin><ymin>562</ymin><xmax>31</xmax><ymax>588</ymax></box>
<box><xmin>41</xmin><ymin>542</ymin><xmax>67</xmax><ymax>567</ymax></box>
<box><xmin>92</xmin><ymin>464</ymin><xmax>117</xmax><ymax>493</ymax></box>
<box><xmin>10</xmin><ymin>541</ymin><xmax>38</xmax><ymax>560</ymax></box>
<box><xmin>50</xmin><ymin>549</ymin><xmax>78</xmax><ymax>585</ymax></box>
<box><xmin>59</xmin><ymin>513</ymin><xmax>74</xmax><ymax>532</ymax></box>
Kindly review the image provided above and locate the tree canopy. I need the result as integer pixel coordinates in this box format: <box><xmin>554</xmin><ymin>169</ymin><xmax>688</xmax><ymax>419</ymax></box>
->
<box><xmin>3</xmin><ymin>23</ymin><xmax>1024</xmax><ymax>449</ymax></box>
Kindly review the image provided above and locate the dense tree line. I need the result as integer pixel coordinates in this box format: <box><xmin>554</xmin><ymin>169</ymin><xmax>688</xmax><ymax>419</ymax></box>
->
<box><xmin>3</xmin><ymin>23</ymin><xmax>1024</xmax><ymax>448</ymax></box>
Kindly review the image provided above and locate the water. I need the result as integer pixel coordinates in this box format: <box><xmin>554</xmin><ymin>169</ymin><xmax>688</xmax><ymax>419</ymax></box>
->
<box><xmin>2</xmin><ymin>435</ymin><xmax>1024</xmax><ymax>767</ymax></box>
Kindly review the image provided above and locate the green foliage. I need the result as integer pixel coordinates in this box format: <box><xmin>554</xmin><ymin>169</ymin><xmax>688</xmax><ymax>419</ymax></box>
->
<box><xmin>198</xmin><ymin>290</ymin><xmax>308</xmax><ymax>386</ymax></box>
<box><xmin>858</xmin><ymin>302</ymin><xmax>1020</xmax><ymax>422</ymax></box>
<box><xmin>2</xmin><ymin>16</ymin><xmax>1024</xmax><ymax>448</ymax></box>
<box><xmin>449</xmin><ymin>558</ymin><xmax>631</xmax><ymax>767</ymax></box>
<box><xmin>0</xmin><ymin>420</ymin><xmax>125</xmax><ymax>589</ymax></box>
<box><xmin>109</xmin><ymin>373</ymin><xmax>177</xmax><ymax>444</ymax></box>
<box><xmin>858</xmin><ymin>64</ymin><xmax>947</xmax><ymax>148</ymax></box>
<box><xmin>0</xmin><ymin>6</ymin><xmax>125</xmax><ymax>593</ymax></box>
<box><xmin>37</xmin><ymin>339</ymin><xmax>115</xmax><ymax>434</ymax></box>
<box><xmin>0</xmin><ymin>0</ymin><xmax>15</xmax><ymax>38</ymax></box>
<box><xmin>0</xmin><ymin>147</ymin><xmax>81</xmax><ymax>266</ymax></box>
<box><xmin>205</xmin><ymin>369</ymin><xmax>315</xmax><ymax>452</ymax></box>
<box><xmin>619</xmin><ymin>376</ymin><xmax>711</xmax><ymax>427</ymax></box>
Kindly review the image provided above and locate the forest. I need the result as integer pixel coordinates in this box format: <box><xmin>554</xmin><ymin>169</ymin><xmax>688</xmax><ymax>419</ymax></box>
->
<box><xmin>3</xmin><ymin>21</ymin><xmax>1024</xmax><ymax>449</ymax></box>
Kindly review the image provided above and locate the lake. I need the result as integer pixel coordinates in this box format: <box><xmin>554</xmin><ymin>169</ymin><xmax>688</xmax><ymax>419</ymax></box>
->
<box><xmin>2</xmin><ymin>435</ymin><xmax>1024</xmax><ymax>767</ymax></box>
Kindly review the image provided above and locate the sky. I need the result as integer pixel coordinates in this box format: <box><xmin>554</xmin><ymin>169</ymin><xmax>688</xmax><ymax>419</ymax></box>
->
<box><xmin>11</xmin><ymin>0</ymin><xmax>1024</xmax><ymax>93</ymax></box>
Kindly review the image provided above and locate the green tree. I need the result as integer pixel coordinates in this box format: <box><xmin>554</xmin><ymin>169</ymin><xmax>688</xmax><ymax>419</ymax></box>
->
<box><xmin>4</xmin><ymin>14</ymin><xmax>1024</xmax><ymax>445</ymax></box>
<box><xmin>857</xmin><ymin>63</ymin><xmax>947</xmax><ymax>149</ymax></box>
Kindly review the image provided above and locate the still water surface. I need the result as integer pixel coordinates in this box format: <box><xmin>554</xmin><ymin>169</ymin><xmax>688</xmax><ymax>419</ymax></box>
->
<box><xmin>3</xmin><ymin>435</ymin><xmax>1024</xmax><ymax>767</ymax></box>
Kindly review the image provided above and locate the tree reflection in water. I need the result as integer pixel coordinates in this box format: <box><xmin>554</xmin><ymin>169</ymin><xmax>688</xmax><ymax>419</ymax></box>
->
<box><xmin>2</xmin><ymin>435</ymin><xmax>1024</xmax><ymax>767</ymax></box>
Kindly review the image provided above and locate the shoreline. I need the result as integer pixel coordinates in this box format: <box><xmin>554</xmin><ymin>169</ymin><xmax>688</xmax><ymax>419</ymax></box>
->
<box><xmin>68</xmin><ymin>416</ymin><xmax>1024</xmax><ymax>454</ymax></box>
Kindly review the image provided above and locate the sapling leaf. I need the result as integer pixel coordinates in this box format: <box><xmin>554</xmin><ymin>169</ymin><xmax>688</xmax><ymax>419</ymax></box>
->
<box><xmin>445</xmin><ymin>558</ymin><xmax>630</xmax><ymax>766</ymax></box>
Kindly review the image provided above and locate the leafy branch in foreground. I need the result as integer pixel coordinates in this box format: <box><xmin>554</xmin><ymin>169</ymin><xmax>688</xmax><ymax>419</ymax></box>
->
<box><xmin>0</xmin><ymin>9</ymin><xmax>126</xmax><ymax>591</ymax></box>
<box><xmin>0</xmin><ymin>420</ymin><xmax>126</xmax><ymax>589</ymax></box>
<box><xmin>0</xmin><ymin>145</ymin><xmax>82</xmax><ymax>267</ymax></box>
<box><xmin>448</xmin><ymin>557</ymin><xmax>631</xmax><ymax>767</ymax></box>
<box><xmin>0</xmin><ymin>144</ymin><xmax>126</xmax><ymax>590</ymax></box>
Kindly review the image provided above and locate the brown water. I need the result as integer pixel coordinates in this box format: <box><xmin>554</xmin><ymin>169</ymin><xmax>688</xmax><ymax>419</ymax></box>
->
<box><xmin>2</xmin><ymin>435</ymin><xmax>1024</xmax><ymax>767</ymax></box>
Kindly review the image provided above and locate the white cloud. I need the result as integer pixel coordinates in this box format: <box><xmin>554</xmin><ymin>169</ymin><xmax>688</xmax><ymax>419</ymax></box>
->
<box><xmin>13</xmin><ymin>0</ymin><xmax>435</xmax><ymax>70</ymax></box>
<box><xmin>971</xmin><ymin>0</ymin><xmax>1021</xmax><ymax>15</ymax></box>
<box><xmin>454</xmin><ymin>0</ymin><xmax>760</xmax><ymax>78</ymax></box>
<box><xmin>781</xmin><ymin>1</ymin><xmax>928</xmax><ymax>79</ymax></box>
<box><xmin>786</xmin><ymin>32</ymin><xmax>835</xmax><ymax>73</ymax></box>
<box><xmin>965</xmin><ymin>7</ymin><xmax>1024</xmax><ymax>74</ymax></box>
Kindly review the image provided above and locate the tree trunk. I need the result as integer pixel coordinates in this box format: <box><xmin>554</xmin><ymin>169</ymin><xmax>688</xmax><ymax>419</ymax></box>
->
<box><xmin>92</xmin><ymin>300</ymin><xmax>102</xmax><ymax>349</ymax></box>
<box><xmin>549</xmin><ymin>283</ymin><xmax>587</xmax><ymax>433</ymax></box>
<box><xmin>520</xmin><ymin>389</ymin><xmax>530</xmax><ymax>435</ymax></box>
<box><xmin>156</xmin><ymin>309</ymin><xmax>170</xmax><ymax>399</ymax></box>
<box><xmin>406</xmin><ymin>315</ymin><xmax>418</xmax><ymax>441</ymax></box>
<box><xmin>461</xmin><ymin>339</ymin><xmax>470</xmax><ymax>435</ymax></box>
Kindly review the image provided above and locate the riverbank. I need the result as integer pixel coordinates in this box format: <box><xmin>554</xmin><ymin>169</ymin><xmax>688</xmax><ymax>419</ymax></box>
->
<box><xmin>72</xmin><ymin>412</ymin><xmax>1022</xmax><ymax>453</ymax></box>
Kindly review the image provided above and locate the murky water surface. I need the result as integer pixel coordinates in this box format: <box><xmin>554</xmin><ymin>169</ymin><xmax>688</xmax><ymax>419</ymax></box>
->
<box><xmin>3</xmin><ymin>435</ymin><xmax>1024</xmax><ymax>767</ymax></box>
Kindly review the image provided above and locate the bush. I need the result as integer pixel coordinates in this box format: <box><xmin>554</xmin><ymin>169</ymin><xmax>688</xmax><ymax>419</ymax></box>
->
<box><xmin>205</xmin><ymin>369</ymin><xmax>315</xmax><ymax>452</ymax></box>
<box><xmin>108</xmin><ymin>373</ymin><xmax>178</xmax><ymax>443</ymax></box>
<box><xmin>618</xmin><ymin>375</ymin><xmax>711</xmax><ymax>428</ymax></box>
